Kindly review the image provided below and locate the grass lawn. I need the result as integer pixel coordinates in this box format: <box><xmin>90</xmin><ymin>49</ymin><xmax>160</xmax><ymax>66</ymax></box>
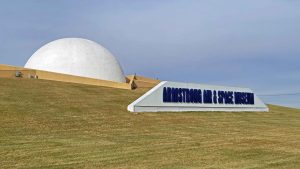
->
<box><xmin>0</xmin><ymin>78</ymin><xmax>299</xmax><ymax>169</ymax></box>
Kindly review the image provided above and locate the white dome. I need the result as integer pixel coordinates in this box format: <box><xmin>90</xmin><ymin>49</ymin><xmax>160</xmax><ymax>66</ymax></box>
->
<box><xmin>24</xmin><ymin>38</ymin><xmax>125</xmax><ymax>83</ymax></box>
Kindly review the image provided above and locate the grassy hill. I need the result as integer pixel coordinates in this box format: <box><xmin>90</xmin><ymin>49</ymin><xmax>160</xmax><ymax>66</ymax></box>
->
<box><xmin>0</xmin><ymin>78</ymin><xmax>299</xmax><ymax>169</ymax></box>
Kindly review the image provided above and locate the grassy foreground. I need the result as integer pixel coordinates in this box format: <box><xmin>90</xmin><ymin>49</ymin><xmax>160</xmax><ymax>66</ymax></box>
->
<box><xmin>0</xmin><ymin>78</ymin><xmax>299</xmax><ymax>169</ymax></box>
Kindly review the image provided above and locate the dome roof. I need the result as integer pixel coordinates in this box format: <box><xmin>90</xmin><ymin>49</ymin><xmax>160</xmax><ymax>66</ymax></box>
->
<box><xmin>24</xmin><ymin>38</ymin><xmax>125</xmax><ymax>83</ymax></box>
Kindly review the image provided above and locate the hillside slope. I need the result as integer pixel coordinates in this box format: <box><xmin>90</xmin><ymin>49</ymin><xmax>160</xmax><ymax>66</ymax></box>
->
<box><xmin>0</xmin><ymin>78</ymin><xmax>299</xmax><ymax>169</ymax></box>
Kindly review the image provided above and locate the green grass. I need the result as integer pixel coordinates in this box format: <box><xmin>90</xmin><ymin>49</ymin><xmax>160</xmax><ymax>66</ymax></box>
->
<box><xmin>0</xmin><ymin>78</ymin><xmax>299</xmax><ymax>169</ymax></box>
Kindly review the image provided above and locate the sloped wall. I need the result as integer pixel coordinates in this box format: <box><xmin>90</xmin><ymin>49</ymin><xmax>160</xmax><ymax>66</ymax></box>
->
<box><xmin>0</xmin><ymin>64</ymin><xmax>131</xmax><ymax>90</ymax></box>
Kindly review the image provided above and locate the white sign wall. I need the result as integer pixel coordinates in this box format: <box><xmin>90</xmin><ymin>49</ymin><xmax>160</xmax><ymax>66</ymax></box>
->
<box><xmin>128</xmin><ymin>81</ymin><xmax>268</xmax><ymax>112</ymax></box>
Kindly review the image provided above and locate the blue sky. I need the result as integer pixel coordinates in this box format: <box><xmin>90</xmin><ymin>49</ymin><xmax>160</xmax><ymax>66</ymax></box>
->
<box><xmin>0</xmin><ymin>0</ymin><xmax>299</xmax><ymax>108</ymax></box>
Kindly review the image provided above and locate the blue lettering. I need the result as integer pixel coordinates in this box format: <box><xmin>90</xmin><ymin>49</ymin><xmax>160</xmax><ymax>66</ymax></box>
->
<box><xmin>204</xmin><ymin>90</ymin><xmax>212</xmax><ymax>104</ymax></box>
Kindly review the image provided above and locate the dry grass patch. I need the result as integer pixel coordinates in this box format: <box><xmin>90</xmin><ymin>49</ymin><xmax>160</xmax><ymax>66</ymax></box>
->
<box><xmin>0</xmin><ymin>78</ymin><xmax>299</xmax><ymax>168</ymax></box>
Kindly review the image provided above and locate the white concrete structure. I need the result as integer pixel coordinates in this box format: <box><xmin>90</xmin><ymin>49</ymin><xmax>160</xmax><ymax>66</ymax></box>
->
<box><xmin>128</xmin><ymin>81</ymin><xmax>269</xmax><ymax>112</ymax></box>
<box><xmin>25</xmin><ymin>38</ymin><xmax>125</xmax><ymax>82</ymax></box>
